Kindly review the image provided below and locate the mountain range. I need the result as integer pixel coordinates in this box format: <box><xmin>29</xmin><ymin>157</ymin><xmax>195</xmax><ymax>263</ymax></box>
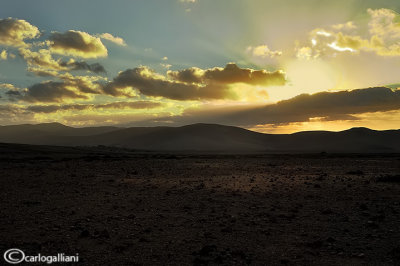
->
<box><xmin>0</xmin><ymin>123</ymin><xmax>399</xmax><ymax>153</ymax></box>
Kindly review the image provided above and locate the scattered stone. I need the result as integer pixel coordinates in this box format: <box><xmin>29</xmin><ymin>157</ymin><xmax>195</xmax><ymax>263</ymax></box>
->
<box><xmin>376</xmin><ymin>174</ymin><xmax>400</xmax><ymax>183</ymax></box>
<box><xmin>321</xmin><ymin>209</ymin><xmax>333</xmax><ymax>215</ymax></box>
<box><xmin>197</xmin><ymin>245</ymin><xmax>217</xmax><ymax>257</ymax></box>
<box><xmin>346</xmin><ymin>170</ymin><xmax>364</xmax><ymax>175</ymax></box>
<box><xmin>367</xmin><ymin>220</ymin><xmax>379</xmax><ymax>228</ymax></box>
<box><xmin>306</xmin><ymin>240</ymin><xmax>323</xmax><ymax>249</ymax></box>
<box><xmin>79</xmin><ymin>229</ymin><xmax>90</xmax><ymax>238</ymax></box>
<box><xmin>326</xmin><ymin>237</ymin><xmax>336</xmax><ymax>243</ymax></box>
<box><xmin>280</xmin><ymin>258</ymin><xmax>290</xmax><ymax>264</ymax></box>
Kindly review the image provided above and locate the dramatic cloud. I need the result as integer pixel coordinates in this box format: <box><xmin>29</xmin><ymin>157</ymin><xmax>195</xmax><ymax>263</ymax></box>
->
<box><xmin>22</xmin><ymin>81</ymin><xmax>91</xmax><ymax>103</ymax></box>
<box><xmin>1</xmin><ymin>83</ymin><xmax>23</xmax><ymax>100</ymax></box>
<box><xmin>99</xmin><ymin>33</ymin><xmax>126</xmax><ymax>46</ymax></box>
<box><xmin>60</xmin><ymin>61</ymin><xmax>106</xmax><ymax>74</ymax></box>
<box><xmin>168</xmin><ymin>63</ymin><xmax>286</xmax><ymax>86</ymax></box>
<box><xmin>19</xmin><ymin>47</ymin><xmax>106</xmax><ymax>76</ymax></box>
<box><xmin>103</xmin><ymin>66</ymin><xmax>228</xmax><ymax>100</ymax></box>
<box><xmin>11</xmin><ymin>74</ymin><xmax>102</xmax><ymax>103</ymax></box>
<box><xmin>133</xmin><ymin>87</ymin><xmax>400</xmax><ymax>127</ymax></box>
<box><xmin>49</xmin><ymin>30</ymin><xmax>108</xmax><ymax>58</ymax></box>
<box><xmin>250</xmin><ymin>87</ymin><xmax>400</xmax><ymax>124</ymax></box>
<box><xmin>298</xmin><ymin>8</ymin><xmax>400</xmax><ymax>59</ymax></box>
<box><xmin>59</xmin><ymin>74</ymin><xmax>105</xmax><ymax>94</ymax></box>
<box><xmin>19</xmin><ymin>47</ymin><xmax>65</xmax><ymax>71</ymax></box>
<box><xmin>27</xmin><ymin>68</ymin><xmax>60</xmax><ymax>77</ymax></box>
<box><xmin>368</xmin><ymin>8</ymin><xmax>400</xmax><ymax>39</ymax></box>
<box><xmin>104</xmin><ymin>63</ymin><xmax>286</xmax><ymax>100</ymax></box>
<box><xmin>0</xmin><ymin>104</ymin><xmax>35</xmax><ymax>124</ymax></box>
<box><xmin>246</xmin><ymin>45</ymin><xmax>282</xmax><ymax>58</ymax></box>
<box><xmin>6</xmin><ymin>72</ymin><xmax>107</xmax><ymax>103</ymax></box>
<box><xmin>203</xmin><ymin>63</ymin><xmax>286</xmax><ymax>86</ymax></box>
<box><xmin>0</xmin><ymin>18</ymin><xmax>40</xmax><ymax>47</ymax></box>
<box><xmin>26</xmin><ymin>101</ymin><xmax>162</xmax><ymax>113</ymax></box>
<box><xmin>167</xmin><ymin>67</ymin><xmax>204</xmax><ymax>84</ymax></box>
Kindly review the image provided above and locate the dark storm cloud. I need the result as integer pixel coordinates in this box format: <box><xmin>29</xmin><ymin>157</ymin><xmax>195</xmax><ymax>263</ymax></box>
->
<box><xmin>130</xmin><ymin>87</ymin><xmax>400</xmax><ymax>127</ymax></box>
<box><xmin>104</xmin><ymin>63</ymin><xmax>286</xmax><ymax>100</ymax></box>
<box><xmin>259</xmin><ymin>87</ymin><xmax>400</xmax><ymax>123</ymax></box>
<box><xmin>103</xmin><ymin>66</ymin><xmax>234</xmax><ymax>100</ymax></box>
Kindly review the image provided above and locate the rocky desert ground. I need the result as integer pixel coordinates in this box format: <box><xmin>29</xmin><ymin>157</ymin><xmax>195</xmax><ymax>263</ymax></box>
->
<box><xmin>0</xmin><ymin>145</ymin><xmax>399</xmax><ymax>265</ymax></box>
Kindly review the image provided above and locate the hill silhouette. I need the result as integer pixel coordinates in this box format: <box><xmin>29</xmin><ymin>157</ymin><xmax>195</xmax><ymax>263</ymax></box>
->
<box><xmin>0</xmin><ymin>123</ymin><xmax>399</xmax><ymax>152</ymax></box>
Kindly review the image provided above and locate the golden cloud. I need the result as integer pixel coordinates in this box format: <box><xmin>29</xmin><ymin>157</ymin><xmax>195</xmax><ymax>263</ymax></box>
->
<box><xmin>168</xmin><ymin>63</ymin><xmax>286</xmax><ymax>86</ymax></box>
<box><xmin>299</xmin><ymin>9</ymin><xmax>400</xmax><ymax>59</ymax></box>
<box><xmin>134</xmin><ymin>87</ymin><xmax>400</xmax><ymax>127</ymax></box>
<box><xmin>167</xmin><ymin>67</ymin><xmax>204</xmax><ymax>83</ymax></box>
<box><xmin>0</xmin><ymin>104</ymin><xmax>36</xmax><ymax>124</ymax></box>
<box><xmin>202</xmin><ymin>63</ymin><xmax>286</xmax><ymax>86</ymax></box>
<box><xmin>367</xmin><ymin>8</ymin><xmax>400</xmax><ymax>39</ymax></box>
<box><xmin>49</xmin><ymin>30</ymin><xmax>108</xmax><ymax>58</ymax></box>
<box><xmin>105</xmin><ymin>63</ymin><xmax>286</xmax><ymax>100</ymax></box>
<box><xmin>0</xmin><ymin>50</ymin><xmax>7</xmax><ymax>60</ymax></box>
<box><xmin>103</xmin><ymin>66</ymin><xmax>226</xmax><ymax>100</ymax></box>
<box><xmin>331</xmin><ymin>21</ymin><xmax>357</xmax><ymax>31</ymax></box>
<box><xmin>0</xmin><ymin>83</ymin><xmax>17</xmax><ymax>90</ymax></box>
<box><xmin>22</xmin><ymin>81</ymin><xmax>91</xmax><ymax>103</ymax></box>
<box><xmin>19</xmin><ymin>46</ymin><xmax>106</xmax><ymax>76</ymax></box>
<box><xmin>9</xmin><ymin>74</ymin><xmax>105</xmax><ymax>103</ymax></box>
<box><xmin>0</xmin><ymin>18</ymin><xmax>40</xmax><ymax>47</ymax></box>
<box><xmin>19</xmin><ymin>47</ymin><xmax>66</xmax><ymax>71</ymax></box>
<box><xmin>246</xmin><ymin>45</ymin><xmax>282</xmax><ymax>58</ymax></box>
<box><xmin>99</xmin><ymin>33</ymin><xmax>126</xmax><ymax>46</ymax></box>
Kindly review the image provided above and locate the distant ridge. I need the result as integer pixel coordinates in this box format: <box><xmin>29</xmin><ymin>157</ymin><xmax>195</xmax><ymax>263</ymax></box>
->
<box><xmin>0</xmin><ymin>123</ymin><xmax>399</xmax><ymax>153</ymax></box>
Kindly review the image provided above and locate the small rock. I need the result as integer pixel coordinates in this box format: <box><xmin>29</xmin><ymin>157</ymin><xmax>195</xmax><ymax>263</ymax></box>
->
<box><xmin>79</xmin><ymin>229</ymin><xmax>90</xmax><ymax>238</ymax></box>
<box><xmin>321</xmin><ymin>209</ymin><xmax>333</xmax><ymax>215</ymax></box>
<box><xmin>367</xmin><ymin>220</ymin><xmax>379</xmax><ymax>228</ymax></box>
<box><xmin>198</xmin><ymin>245</ymin><xmax>217</xmax><ymax>256</ymax></box>
<box><xmin>326</xmin><ymin>237</ymin><xmax>336</xmax><ymax>243</ymax></box>
<box><xmin>280</xmin><ymin>258</ymin><xmax>290</xmax><ymax>264</ymax></box>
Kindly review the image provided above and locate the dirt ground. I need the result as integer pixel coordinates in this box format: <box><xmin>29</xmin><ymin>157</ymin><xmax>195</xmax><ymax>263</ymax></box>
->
<box><xmin>1</xmin><ymin>150</ymin><xmax>399</xmax><ymax>265</ymax></box>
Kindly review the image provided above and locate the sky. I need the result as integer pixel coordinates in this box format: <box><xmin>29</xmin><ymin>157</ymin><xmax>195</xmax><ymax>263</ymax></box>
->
<box><xmin>0</xmin><ymin>0</ymin><xmax>400</xmax><ymax>133</ymax></box>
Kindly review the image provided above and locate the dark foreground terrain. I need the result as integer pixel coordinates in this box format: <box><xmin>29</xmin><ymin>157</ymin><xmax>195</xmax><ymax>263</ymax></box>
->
<box><xmin>0</xmin><ymin>144</ymin><xmax>399</xmax><ymax>265</ymax></box>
